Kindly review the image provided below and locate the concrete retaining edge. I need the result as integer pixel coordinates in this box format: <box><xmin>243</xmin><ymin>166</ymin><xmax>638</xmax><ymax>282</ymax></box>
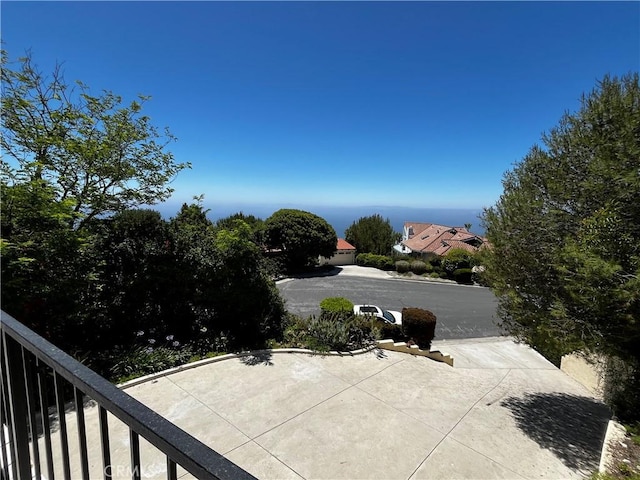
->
<box><xmin>376</xmin><ymin>339</ymin><xmax>454</xmax><ymax>366</ymax></box>
<box><xmin>599</xmin><ymin>419</ymin><xmax>627</xmax><ymax>473</ymax></box>
<box><xmin>118</xmin><ymin>339</ymin><xmax>455</xmax><ymax>389</ymax></box>
<box><xmin>118</xmin><ymin>344</ymin><xmax>379</xmax><ymax>389</ymax></box>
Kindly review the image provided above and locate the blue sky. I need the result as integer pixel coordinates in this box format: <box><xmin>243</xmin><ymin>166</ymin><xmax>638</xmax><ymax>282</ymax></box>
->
<box><xmin>2</xmin><ymin>1</ymin><xmax>639</xmax><ymax>216</ymax></box>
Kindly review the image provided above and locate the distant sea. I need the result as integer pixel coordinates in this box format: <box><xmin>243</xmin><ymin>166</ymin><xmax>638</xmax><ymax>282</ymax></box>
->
<box><xmin>158</xmin><ymin>203</ymin><xmax>487</xmax><ymax>237</ymax></box>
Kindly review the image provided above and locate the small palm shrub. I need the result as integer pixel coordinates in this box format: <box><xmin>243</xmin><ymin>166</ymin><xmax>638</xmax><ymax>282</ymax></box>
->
<box><xmin>401</xmin><ymin>307</ymin><xmax>437</xmax><ymax>350</ymax></box>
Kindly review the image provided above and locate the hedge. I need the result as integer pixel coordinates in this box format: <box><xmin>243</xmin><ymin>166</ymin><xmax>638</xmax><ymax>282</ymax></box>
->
<box><xmin>401</xmin><ymin>307</ymin><xmax>437</xmax><ymax>349</ymax></box>
<box><xmin>356</xmin><ymin>253</ymin><xmax>395</xmax><ymax>270</ymax></box>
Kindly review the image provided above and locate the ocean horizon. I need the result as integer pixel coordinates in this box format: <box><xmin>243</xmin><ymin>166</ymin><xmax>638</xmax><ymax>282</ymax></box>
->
<box><xmin>156</xmin><ymin>201</ymin><xmax>487</xmax><ymax>237</ymax></box>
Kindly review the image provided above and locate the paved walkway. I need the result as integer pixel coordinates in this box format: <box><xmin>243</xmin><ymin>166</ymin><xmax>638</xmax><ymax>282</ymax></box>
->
<box><xmin>42</xmin><ymin>337</ymin><xmax>610</xmax><ymax>479</ymax></box>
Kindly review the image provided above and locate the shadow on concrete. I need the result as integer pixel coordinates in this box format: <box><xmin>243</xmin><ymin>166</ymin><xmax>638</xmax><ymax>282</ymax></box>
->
<box><xmin>240</xmin><ymin>351</ymin><xmax>274</xmax><ymax>366</ymax></box>
<box><xmin>290</xmin><ymin>266</ymin><xmax>343</xmax><ymax>279</ymax></box>
<box><xmin>373</xmin><ymin>348</ymin><xmax>388</xmax><ymax>359</ymax></box>
<box><xmin>501</xmin><ymin>392</ymin><xmax>610</xmax><ymax>472</ymax></box>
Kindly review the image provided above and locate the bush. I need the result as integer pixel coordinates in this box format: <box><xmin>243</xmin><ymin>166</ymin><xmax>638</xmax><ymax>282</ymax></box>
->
<box><xmin>356</xmin><ymin>252</ymin><xmax>395</xmax><ymax>270</ymax></box>
<box><xmin>305</xmin><ymin>314</ymin><xmax>351</xmax><ymax>352</ymax></box>
<box><xmin>374</xmin><ymin>319</ymin><xmax>404</xmax><ymax>341</ymax></box>
<box><xmin>410</xmin><ymin>260</ymin><xmax>428</xmax><ymax>274</ymax></box>
<box><xmin>320</xmin><ymin>297</ymin><xmax>354</xmax><ymax>314</ymax></box>
<box><xmin>395</xmin><ymin>260</ymin><xmax>411</xmax><ymax>273</ymax></box>
<box><xmin>401</xmin><ymin>307</ymin><xmax>437</xmax><ymax>349</ymax></box>
<box><xmin>283</xmin><ymin>312</ymin><xmax>377</xmax><ymax>352</ymax></box>
<box><xmin>109</xmin><ymin>344</ymin><xmax>194</xmax><ymax>383</ymax></box>
<box><xmin>442</xmin><ymin>248</ymin><xmax>474</xmax><ymax>275</ymax></box>
<box><xmin>453</xmin><ymin>268</ymin><xmax>473</xmax><ymax>284</ymax></box>
<box><xmin>603</xmin><ymin>356</ymin><xmax>640</xmax><ymax>423</ymax></box>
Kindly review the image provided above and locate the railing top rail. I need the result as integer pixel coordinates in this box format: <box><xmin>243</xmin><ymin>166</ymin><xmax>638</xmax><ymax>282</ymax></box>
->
<box><xmin>0</xmin><ymin>310</ymin><xmax>256</xmax><ymax>480</ymax></box>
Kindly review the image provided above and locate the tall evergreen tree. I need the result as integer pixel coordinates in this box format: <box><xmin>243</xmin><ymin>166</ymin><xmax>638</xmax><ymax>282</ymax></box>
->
<box><xmin>482</xmin><ymin>73</ymin><xmax>640</xmax><ymax>369</ymax></box>
<box><xmin>345</xmin><ymin>214</ymin><xmax>399</xmax><ymax>255</ymax></box>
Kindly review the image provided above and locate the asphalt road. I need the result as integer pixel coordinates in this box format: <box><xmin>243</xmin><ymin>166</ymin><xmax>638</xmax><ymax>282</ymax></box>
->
<box><xmin>277</xmin><ymin>276</ymin><xmax>502</xmax><ymax>339</ymax></box>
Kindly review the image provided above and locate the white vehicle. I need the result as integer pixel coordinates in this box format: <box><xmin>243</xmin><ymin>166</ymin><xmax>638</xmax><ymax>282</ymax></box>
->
<box><xmin>353</xmin><ymin>305</ymin><xmax>402</xmax><ymax>325</ymax></box>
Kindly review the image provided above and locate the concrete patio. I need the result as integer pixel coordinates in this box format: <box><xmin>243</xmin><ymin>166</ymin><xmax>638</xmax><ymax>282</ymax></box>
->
<box><xmin>40</xmin><ymin>337</ymin><xmax>610</xmax><ymax>479</ymax></box>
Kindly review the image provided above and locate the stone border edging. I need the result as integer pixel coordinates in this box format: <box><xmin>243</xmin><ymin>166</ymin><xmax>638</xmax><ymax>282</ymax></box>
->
<box><xmin>118</xmin><ymin>344</ymin><xmax>380</xmax><ymax>389</ymax></box>
<box><xmin>118</xmin><ymin>340</ymin><xmax>455</xmax><ymax>390</ymax></box>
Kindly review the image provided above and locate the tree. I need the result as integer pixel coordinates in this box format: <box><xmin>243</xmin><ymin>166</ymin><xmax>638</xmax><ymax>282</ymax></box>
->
<box><xmin>212</xmin><ymin>220</ymin><xmax>286</xmax><ymax>346</ymax></box>
<box><xmin>216</xmin><ymin>212</ymin><xmax>265</xmax><ymax>244</ymax></box>
<box><xmin>1</xmin><ymin>51</ymin><xmax>189</xmax><ymax>228</ymax></box>
<box><xmin>0</xmin><ymin>178</ymin><xmax>90</xmax><ymax>350</ymax></box>
<box><xmin>89</xmin><ymin>209</ymin><xmax>180</xmax><ymax>351</ymax></box>
<box><xmin>345</xmin><ymin>214</ymin><xmax>399</xmax><ymax>255</ymax></box>
<box><xmin>216</xmin><ymin>212</ymin><xmax>263</xmax><ymax>232</ymax></box>
<box><xmin>170</xmin><ymin>204</ymin><xmax>285</xmax><ymax>348</ymax></box>
<box><xmin>482</xmin><ymin>73</ymin><xmax>640</xmax><ymax>371</ymax></box>
<box><xmin>264</xmin><ymin>209</ymin><xmax>337</xmax><ymax>272</ymax></box>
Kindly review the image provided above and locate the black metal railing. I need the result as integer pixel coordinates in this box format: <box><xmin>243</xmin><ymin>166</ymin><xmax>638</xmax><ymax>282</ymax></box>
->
<box><xmin>0</xmin><ymin>310</ymin><xmax>256</xmax><ymax>480</ymax></box>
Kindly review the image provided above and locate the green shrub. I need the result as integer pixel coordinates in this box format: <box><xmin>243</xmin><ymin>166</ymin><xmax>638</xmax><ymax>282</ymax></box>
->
<box><xmin>395</xmin><ymin>260</ymin><xmax>411</xmax><ymax>273</ymax></box>
<box><xmin>357</xmin><ymin>252</ymin><xmax>395</xmax><ymax>270</ymax></box>
<box><xmin>282</xmin><ymin>312</ymin><xmax>377</xmax><ymax>352</ymax></box>
<box><xmin>453</xmin><ymin>268</ymin><xmax>473</xmax><ymax>284</ymax></box>
<box><xmin>429</xmin><ymin>272</ymin><xmax>440</xmax><ymax>278</ymax></box>
<box><xmin>410</xmin><ymin>260</ymin><xmax>428</xmax><ymax>274</ymax></box>
<box><xmin>401</xmin><ymin>307</ymin><xmax>437</xmax><ymax>349</ymax></box>
<box><xmin>356</xmin><ymin>252</ymin><xmax>374</xmax><ymax>266</ymax></box>
<box><xmin>110</xmin><ymin>345</ymin><xmax>194</xmax><ymax>383</ymax></box>
<box><xmin>305</xmin><ymin>314</ymin><xmax>350</xmax><ymax>351</ymax></box>
<box><xmin>378</xmin><ymin>256</ymin><xmax>395</xmax><ymax>270</ymax></box>
<box><xmin>346</xmin><ymin>315</ymin><xmax>378</xmax><ymax>350</ymax></box>
<box><xmin>442</xmin><ymin>248</ymin><xmax>474</xmax><ymax>275</ymax></box>
<box><xmin>374</xmin><ymin>319</ymin><xmax>404</xmax><ymax>340</ymax></box>
<box><xmin>320</xmin><ymin>297</ymin><xmax>354</xmax><ymax>314</ymax></box>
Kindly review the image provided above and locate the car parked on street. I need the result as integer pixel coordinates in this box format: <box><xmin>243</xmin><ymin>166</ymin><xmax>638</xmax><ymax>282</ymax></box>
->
<box><xmin>353</xmin><ymin>305</ymin><xmax>402</xmax><ymax>325</ymax></box>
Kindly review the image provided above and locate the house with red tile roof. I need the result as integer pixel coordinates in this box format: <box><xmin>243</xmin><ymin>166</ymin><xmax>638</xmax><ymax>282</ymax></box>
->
<box><xmin>320</xmin><ymin>238</ymin><xmax>357</xmax><ymax>266</ymax></box>
<box><xmin>393</xmin><ymin>222</ymin><xmax>487</xmax><ymax>257</ymax></box>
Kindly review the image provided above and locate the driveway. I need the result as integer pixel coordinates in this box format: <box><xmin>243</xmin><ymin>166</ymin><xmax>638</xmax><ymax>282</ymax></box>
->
<box><xmin>44</xmin><ymin>338</ymin><xmax>610</xmax><ymax>479</ymax></box>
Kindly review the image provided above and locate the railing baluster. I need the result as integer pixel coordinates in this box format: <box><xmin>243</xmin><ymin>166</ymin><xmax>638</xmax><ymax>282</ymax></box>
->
<box><xmin>54</xmin><ymin>371</ymin><xmax>72</xmax><ymax>480</ymax></box>
<box><xmin>36</xmin><ymin>358</ymin><xmax>55</xmax><ymax>480</ymax></box>
<box><xmin>167</xmin><ymin>457</ymin><xmax>177</xmax><ymax>480</ymax></box>
<box><xmin>23</xmin><ymin>351</ymin><xmax>43</xmax><ymax>480</ymax></box>
<box><xmin>1</xmin><ymin>311</ymin><xmax>257</xmax><ymax>480</ymax></box>
<box><xmin>99</xmin><ymin>406</ymin><xmax>112</xmax><ymax>480</ymax></box>
<box><xmin>74</xmin><ymin>387</ymin><xmax>90</xmax><ymax>480</ymax></box>
<box><xmin>0</xmin><ymin>341</ymin><xmax>14</xmax><ymax>480</ymax></box>
<box><xmin>130</xmin><ymin>429</ymin><xmax>141</xmax><ymax>480</ymax></box>
<box><xmin>2</xmin><ymin>333</ymin><xmax>32</xmax><ymax>479</ymax></box>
